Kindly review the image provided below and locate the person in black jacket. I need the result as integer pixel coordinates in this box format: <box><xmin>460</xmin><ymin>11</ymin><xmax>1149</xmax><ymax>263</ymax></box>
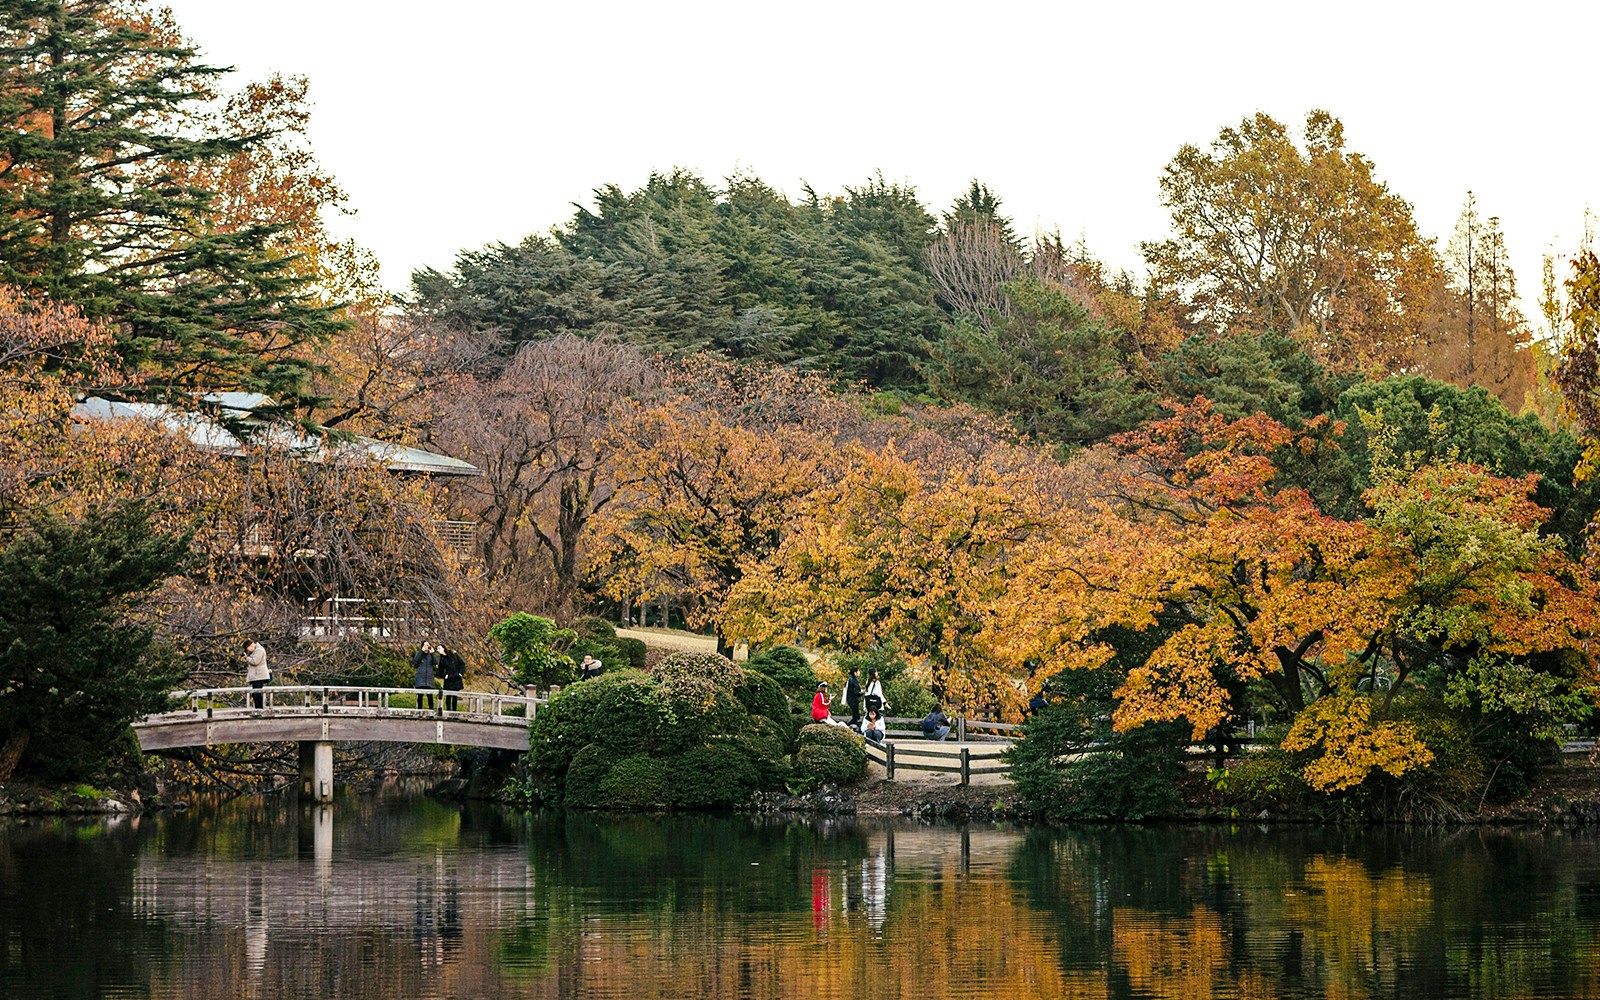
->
<box><xmin>438</xmin><ymin>644</ymin><xmax>465</xmax><ymax>712</ymax></box>
<box><xmin>843</xmin><ymin>666</ymin><xmax>863</xmax><ymax>729</ymax></box>
<box><xmin>412</xmin><ymin>642</ymin><xmax>438</xmax><ymax>710</ymax></box>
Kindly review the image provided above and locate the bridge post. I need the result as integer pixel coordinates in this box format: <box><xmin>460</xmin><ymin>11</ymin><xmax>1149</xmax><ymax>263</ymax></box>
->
<box><xmin>298</xmin><ymin>740</ymin><xmax>334</xmax><ymax>803</ymax></box>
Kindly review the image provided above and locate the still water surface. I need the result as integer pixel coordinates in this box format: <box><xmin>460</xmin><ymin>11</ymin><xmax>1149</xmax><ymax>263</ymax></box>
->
<box><xmin>3</xmin><ymin>785</ymin><xmax>1600</xmax><ymax>999</ymax></box>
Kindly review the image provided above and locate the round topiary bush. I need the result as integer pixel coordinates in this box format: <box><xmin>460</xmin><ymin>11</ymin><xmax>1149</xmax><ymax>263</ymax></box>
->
<box><xmin>573</xmin><ymin>615</ymin><xmax>618</xmax><ymax>640</ymax></box>
<box><xmin>749</xmin><ymin>645</ymin><xmax>817</xmax><ymax>695</ymax></box>
<box><xmin>600</xmin><ymin>754</ymin><xmax>671</xmax><ymax>808</ymax></box>
<box><xmin>615</xmin><ymin>636</ymin><xmax>649</xmax><ymax>668</ymax></box>
<box><xmin>792</xmin><ymin>723</ymin><xmax>867</xmax><ymax>788</ymax></box>
<box><xmin>668</xmin><ymin>743</ymin><xmax>761</xmax><ymax>808</ymax></box>
<box><xmin>734</xmin><ymin>668</ymin><xmax>790</xmax><ymax>726</ymax></box>
<box><xmin>795</xmin><ymin>743</ymin><xmax>866</xmax><ymax>787</ymax></box>
<box><xmin>798</xmin><ymin>722</ymin><xmax>865</xmax><ymax>750</ymax></box>
<box><xmin>563</xmin><ymin>743</ymin><xmax>617</xmax><ymax>809</ymax></box>
<box><xmin>521</xmin><ymin>651</ymin><xmax>793</xmax><ymax>810</ymax></box>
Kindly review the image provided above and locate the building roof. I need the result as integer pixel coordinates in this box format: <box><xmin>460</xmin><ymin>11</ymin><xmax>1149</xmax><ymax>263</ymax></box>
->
<box><xmin>72</xmin><ymin>396</ymin><xmax>480</xmax><ymax>477</ymax></box>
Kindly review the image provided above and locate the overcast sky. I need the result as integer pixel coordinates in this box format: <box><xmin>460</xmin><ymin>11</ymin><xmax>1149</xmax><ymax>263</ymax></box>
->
<box><xmin>162</xmin><ymin>0</ymin><xmax>1599</xmax><ymax>325</ymax></box>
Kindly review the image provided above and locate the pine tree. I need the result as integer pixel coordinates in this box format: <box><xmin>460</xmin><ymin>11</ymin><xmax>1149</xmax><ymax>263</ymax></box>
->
<box><xmin>0</xmin><ymin>503</ymin><xmax>187</xmax><ymax>781</ymax></box>
<box><xmin>0</xmin><ymin>0</ymin><xmax>339</xmax><ymax>406</ymax></box>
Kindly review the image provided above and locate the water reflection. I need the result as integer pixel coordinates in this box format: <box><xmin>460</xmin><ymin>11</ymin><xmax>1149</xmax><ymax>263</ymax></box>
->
<box><xmin>5</xmin><ymin>794</ymin><xmax>1600</xmax><ymax>999</ymax></box>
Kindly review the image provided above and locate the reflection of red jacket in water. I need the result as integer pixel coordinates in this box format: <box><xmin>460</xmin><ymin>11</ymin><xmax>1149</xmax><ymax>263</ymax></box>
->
<box><xmin>811</xmin><ymin>691</ymin><xmax>830</xmax><ymax>722</ymax></box>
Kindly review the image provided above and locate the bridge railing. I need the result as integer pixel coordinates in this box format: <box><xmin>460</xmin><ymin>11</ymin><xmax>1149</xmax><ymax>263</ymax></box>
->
<box><xmin>152</xmin><ymin>685</ymin><xmax>544</xmax><ymax>723</ymax></box>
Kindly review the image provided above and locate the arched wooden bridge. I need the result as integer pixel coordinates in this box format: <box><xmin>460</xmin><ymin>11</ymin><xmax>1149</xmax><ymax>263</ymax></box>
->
<box><xmin>134</xmin><ymin>686</ymin><xmax>543</xmax><ymax>802</ymax></box>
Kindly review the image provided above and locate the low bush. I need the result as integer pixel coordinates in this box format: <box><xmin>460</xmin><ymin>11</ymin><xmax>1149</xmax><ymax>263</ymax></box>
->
<box><xmin>798</xmin><ymin>722</ymin><xmax>862</xmax><ymax>751</ymax></box>
<box><xmin>669</xmin><ymin>743</ymin><xmax>761</xmax><ymax>808</ymax></box>
<box><xmin>573</xmin><ymin>616</ymin><xmax>618</xmax><ymax>640</ymax></box>
<box><xmin>734</xmin><ymin>670</ymin><xmax>791</xmax><ymax>728</ymax></box>
<box><xmin>522</xmin><ymin>653</ymin><xmax>791</xmax><ymax>809</ymax></box>
<box><xmin>615</xmin><ymin>636</ymin><xmax>649</xmax><ymax>669</ymax></box>
<box><xmin>562</xmin><ymin>743</ymin><xmax>616</xmax><ymax>808</ymax></box>
<box><xmin>599</xmin><ymin>755</ymin><xmax>671</xmax><ymax>808</ymax></box>
<box><xmin>567</xmin><ymin>637</ymin><xmax>624</xmax><ymax>676</ymax></box>
<box><xmin>794</xmin><ymin>744</ymin><xmax>866</xmax><ymax>788</ymax></box>
<box><xmin>790</xmin><ymin>723</ymin><xmax>867</xmax><ymax>790</ymax></box>
<box><xmin>885</xmin><ymin>674</ymin><xmax>935</xmax><ymax>718</ymax></box>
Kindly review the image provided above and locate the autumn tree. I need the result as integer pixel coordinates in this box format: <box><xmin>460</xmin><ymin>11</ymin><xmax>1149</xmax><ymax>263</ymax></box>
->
<box><xmin>0</xmin><ymin>0</ymin><xmax>339</xmax><ymax>403</ymax></box>
<box><xmin>1001</xmin><ymin>401</ymin><xmax>1599</xmax><ymax>792</ymax></box>
<box><xmin>727</xmin><ymin>441</ymin><xmax>1055</xmax><ymax>711</ymax></box>
<box><xmin>591</xmin><ymin>358</ymin><xmax>841</xmax><ymax>655</ymax></box>
<box><xmin>1143</xmin><ymin>111</ymin><xmax>1437</xmax><ymax>373</ymax></box>
<box><xmin>431</xmin><ymin>334</ymin><xmax>654</xmax><ymax>613</ymax></box>
<box><xmin>1416</xmin><ymin>193</ymin><xmax>1537</xmax><ymax>406</ymax></box>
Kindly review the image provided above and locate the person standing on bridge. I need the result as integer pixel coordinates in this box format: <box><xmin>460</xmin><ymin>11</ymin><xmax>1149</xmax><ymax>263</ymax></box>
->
<box><xmin>413</xmin><ymin>641</ymin><xmax>438</xmax><ymax>710</ymax></box>
<box><xmin>244</xmin><ymin>641</ymin><xmax>269</xmax><ymax>708</ymax></box>
<box><xmin>438</xmin><ymin>644</ymin><xmax>465</xmax><ymax>712</ymax></box>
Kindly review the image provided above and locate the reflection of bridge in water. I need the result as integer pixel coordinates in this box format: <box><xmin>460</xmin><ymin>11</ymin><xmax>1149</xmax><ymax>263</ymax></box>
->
<box><xmin>134</xmin><ymin>686</ymin><xmax>543</xmax><ymax>802</ymax></box>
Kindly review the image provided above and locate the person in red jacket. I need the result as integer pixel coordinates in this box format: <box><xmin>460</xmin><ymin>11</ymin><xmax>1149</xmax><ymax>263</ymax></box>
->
<box><xmin>811</xmin><ymin>681</ymin><xmax>833</xmax><ymax>723</ymax></box>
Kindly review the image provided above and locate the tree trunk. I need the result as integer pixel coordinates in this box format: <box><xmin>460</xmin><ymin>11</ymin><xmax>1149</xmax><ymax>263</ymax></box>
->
<box><xmin>0</xmin><ymin>728</ymin><xmax>30</xmax><ymax>782</ymax></box>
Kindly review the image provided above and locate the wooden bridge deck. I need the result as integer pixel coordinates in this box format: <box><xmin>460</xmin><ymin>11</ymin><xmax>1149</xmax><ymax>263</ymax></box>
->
<box><xmin>133</xmin><ymin>686</ymin><xmax>542</xmax><ymax>752</ymax></box>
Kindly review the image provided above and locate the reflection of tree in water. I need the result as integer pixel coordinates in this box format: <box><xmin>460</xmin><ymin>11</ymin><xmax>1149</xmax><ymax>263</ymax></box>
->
<box><xmin>17</xmin><ymin>798</ymin><xmax>1600</xmax><ymax>1000</ymax></box>
<box><xmin>1010</xmin><ymin>825</ymin><xmax>1600</xmax><ymax>1000</ymax></box>
<box><xmin>0</xmin><ymin>817</ymin><xmax>173</xmax><ymax>1000</ymax></box>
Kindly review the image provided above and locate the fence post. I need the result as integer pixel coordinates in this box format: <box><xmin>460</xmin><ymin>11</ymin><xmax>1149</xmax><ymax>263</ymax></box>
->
<box><xmin>957</xmin><ymin>716</ymin><xmax>966</xmax><ymax>742</ymax></box>
<box><xmin>960</xmin><ymin>747</ymin><xmax>970</xmax><ymax>786</ymax></box>
<box><xmin>886</xmin><ymin>743</ymin><xmax>896</xmax><ymax>781</ymax></box>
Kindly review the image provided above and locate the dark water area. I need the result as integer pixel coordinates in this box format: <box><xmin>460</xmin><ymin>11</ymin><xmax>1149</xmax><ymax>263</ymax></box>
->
<box><xmin>4</xmin><ymin>786</ymin><xmax>1600</xmax><ymax>999</ymax></box>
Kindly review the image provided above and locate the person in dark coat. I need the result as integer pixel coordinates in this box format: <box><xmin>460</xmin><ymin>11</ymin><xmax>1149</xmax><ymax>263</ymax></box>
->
<box><xmin>412</xmin><ymin>641</ymin><xmax>438</xmax><ymax>710</ymax></box>
<box><xmin>843</xmin><ymin>666</ymin><xmax>863</xmax><ymax>729</ymax></box>
<box><xmin>438</xmin><ymin>644</ymin><xmax>465</xmax><ymax>712</ymax></box>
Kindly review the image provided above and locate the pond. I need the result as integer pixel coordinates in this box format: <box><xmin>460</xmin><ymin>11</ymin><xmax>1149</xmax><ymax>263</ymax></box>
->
<box><xmin>2</xmin><ymin>785</ymin><xmax>1598</xmax><ymax>999</ymax></box>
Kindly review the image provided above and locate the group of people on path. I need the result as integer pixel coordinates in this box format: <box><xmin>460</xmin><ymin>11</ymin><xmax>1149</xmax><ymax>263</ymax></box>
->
<box><xmin>810</xmin><ymin>666</ymin><xmax>954</xmax><ymax>745</ymax></box>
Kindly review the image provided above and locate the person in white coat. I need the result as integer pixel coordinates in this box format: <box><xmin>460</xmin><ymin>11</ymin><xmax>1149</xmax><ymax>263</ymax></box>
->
<box><xmin>863</xmin><ymin>668</ymin><xmax>888</xmax><ymax>718</ymax></box>
<box><xmin>244</xmin><ymin>641</ymin><xmax>269</xmax><ymax>708</ymax></box>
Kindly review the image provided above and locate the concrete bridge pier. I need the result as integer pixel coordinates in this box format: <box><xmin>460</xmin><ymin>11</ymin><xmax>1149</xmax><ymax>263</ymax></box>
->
<box><xmin>298</xmin><ymin>740</ymin><xmax>334</xmax><ymax>803</ymax></box>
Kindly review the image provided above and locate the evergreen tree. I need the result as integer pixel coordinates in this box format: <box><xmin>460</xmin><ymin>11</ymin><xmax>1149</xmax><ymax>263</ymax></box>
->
<box><xmin>0</xmin><ymin>504</ymin><xmax>188</xmax><ymax>781</ymax></box>
<box><xmin>926</xmin><ymin>278</ymin><xmax>1155</xmax><ymax>445</ymax></box>
<box><xmin>0</xmin><ymin>0</ymin><xmax>339</xmax><ymax>405</ymax></box>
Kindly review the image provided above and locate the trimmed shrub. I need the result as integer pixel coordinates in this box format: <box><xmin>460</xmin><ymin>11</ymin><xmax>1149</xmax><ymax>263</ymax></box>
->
<box><xmin>734</xmin><ymin>669</ymin><xmax>790</xmax><ymax>728</ymax></box>
<box><xmin>522</xmin><ymin>652</ymin><xmax>791</xmax><ymax>810</ymax></box>
<box><xmin>599</xmin><ymin>755</ymin><xmax>671</xmax><ymax>808</ymax></box>
<box><xmin>615</xmin><ymin>636</ymin><xmax>649</xmax><ymax>668</ymax></box>
<box><xmin>525</xmin><ymin>671</ymin><xmax>666</xmax><ymax>787</ymax></box>
<box><xmin>798</xmin><ymin>722</ymin><xmax>864</xmax><ymax>751</ymax></box>
<box><xmin>795</xmin><ymin>744</ymin><xmax>866</xmax><ymax>787</ymax></box>
<box><xmin>568</xmin><ymin>637</ymin><xmax>624</xmax><ymax>676</ymax></box>
<box><xmin>749</xmin><ymin>646</ymin><xmax>816</xmax><ymax>694</ymax></box>
<box><xmin>792</xmin><ymin>723</ymin><xmax>867</xmax><ymax>789</ymax></box>
<box><xmin>669</xmin><ymin>744</ymin><xmax>761</xmax><ymax>808</ymax></box>
<box><xmin>563</xmin><ymin>743</ymin><xmax>617</xmax><ymax>809</ymax></box>
<box><xmin>573</xmin><ymin>616</ymin><xmax>618</xmax><ymax>640</ymax></box>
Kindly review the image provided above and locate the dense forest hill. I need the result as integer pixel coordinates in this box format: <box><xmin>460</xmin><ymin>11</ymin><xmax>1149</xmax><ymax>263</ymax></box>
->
<box><xmin>12</xmin><ymin>0</ymin><xmax>1600</xmax><ymax>821</ymax></box>
<box><xmin>407</xmin><ymin>120</ymin><xmax>1551</xmax><ymax>448</ymax></box>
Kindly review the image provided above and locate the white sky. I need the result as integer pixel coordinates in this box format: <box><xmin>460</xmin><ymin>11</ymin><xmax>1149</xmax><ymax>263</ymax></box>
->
<box><xmin>162</xmin><ymin>0</ymin><xmax>1600</xmax><ymax>326</ymax></box>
